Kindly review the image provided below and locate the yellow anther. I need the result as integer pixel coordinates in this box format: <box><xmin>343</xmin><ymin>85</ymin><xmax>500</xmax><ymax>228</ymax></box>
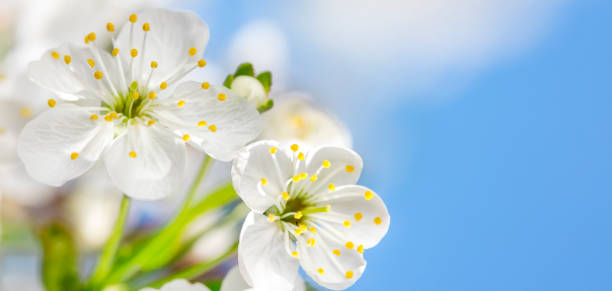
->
<box><xmin>374</xmin><ymin>217</ymin><xmax>382</xmax><ymax>225</ymax></box>
<box><xmin>150</xmin><ymin>61</ymin><xmax>158</xmax><ymax>68</ymax></box>
<box><xmin>299</xmin><ymin>224</ymin><xmax>307</xmax><ymax>230</ymax></box>
<box><xmin>147</xmin><ymin>120</ymin><xmax>155</xmax><ymax>126</ymax></box>
<box><xmin>129</xmin><ymin>151</ymin><xmax>137</xmax><ymax>158</ymax></box>
<box><xmin>294</xmin><ymin>228</ymin><xmax>304</xmax><ymax>235</ymax></box>
<box><xmin>364</xmin><ymin>190</ymin><xmax>373</xmax><ymax>200</ymax></box>
<box><xmin>104</xmin><ymin>114</ymin><xmax>113</xmax><ymax>122</ymax></box>
<box><xmin>132</xmin><ymin>91</ymin><xmax>139</xmax><ymax>99</ymax></box>
<box><xmin>333</xmin><ymin>249</ymin><xmax>341</xmax><ymax>256</ymax></box>
<box><xmin>345</xmin><ymin>241</ymin><xmax>354</xmax><ymax>249</ymax></box>
<box><xmin>70</xmin><ymin>152</ymin><xmax>79</xmax><ymax>160</ymax></box>
<box><xmin>354</xmin><ymin>212</ymin><xmax>363</xmax><ymax>221</ymax></box>
<box><xmin>64</xmin><ymin>55</ymin><xmax>71</xmax><ymax>64</ymax></box>
<box><xmin>94</xmin><ymin>71</ymin><xmax>103</xmax><ymax>79</ymax></box>
<box><xmin>86</xmin><ymin>32</ymin><xmax>96</xmax><ymax>42</ymax></box>
<box><xmin>129</xmin><ymin>14</ymin><xmax>137</xmax><ymax>23</ymax></box>
<box><xmin>160</xmin><ymin>81</ymin><xmax>167</xmax><ymax>90</ymax></box>
<box><xmin>322</xmin><ymin>160</ymin><xmax>331</xmax><ymax>168</ymax></box>
<box><xmin>197</xmin><ymin>120</ymin><xmax>207</xmax><ymax>127</ymax></box>
<box><xmin>90</xmin><ymin>114</ymin><xmax>99</xmax><ymax>120</ymax></box>
<box><xmin>292</xmin><ymin>175</ymin><xmax>301</xmax><ymax>183</ymax></box>
<box><xmin>294</xmin><ymin>211</ymin><xmax>303</xmax><ymax>219</ymax></box>
<box><xmin>47</xmin><ymin>99</ymin><xmax>56</xmax><ymax>108</ymax></box>
<box><xmin>112</xmin><ymin>48</ymin><xmax>119</xmax><ymax>56</ymax></box>
<box><xmin>198</xmin><ymin>59</ymin><xmax>207</xmax><ymax>67</ymax></box>
<box><xmin>298</xmin><ymin>152</ymin><xmax>305</xmax><ymax>160</ymax></box>
<box><xmin>201</xmin><ymin>82</ymin><xmax>210</xmax><ymax>89</ymax></box>
<box><xmin>20</xmin><ymin>107</ymin><xmax>32</xmax><ymax>117</ymax></box>
<box><xmin>281</xmin><ymin>192</ymin><xmax>290</xmax><ymax>200</ymax></box>
<box><xmin>269</xmin><ymin>147</ymin><xmax>277</xmax><ymax>154</ymax></box>
<box><xmin>317</xmin><ymin>268</ymin><xmax>325</xmax><ymax>275</ymax></box>
<box><xmin>328</xmin><ymin>183</ymin><xmax>335</xmax><ymax>191</ymax></box>
<box><xmin>307</xmin><ymin>238</ymin><xmax>316</xmax><ymax>247</ymax></box>
<box><xmin>188</xmin><ymin>47</ymin><xmax>197</xmax><ymax>56</ymax></box>
<box><xmin>142</xmin><ymin>22</ymin><xmax>150</xmax><ymax>31</ymax></box>
<box><xmin>87</xmin><ymin>59</ymin><xmax>95</xmax><ymax>67</ymax></box>
<box><xmin>51</xmin><ymin>51</ymin><xmax>60</xmax><ymax>59</ymax></box>
<box><xmin>300</xmin><ymin>172</ymin><xmax>308</xmax><ymax>179</ymax></box>
<box><xmin>343</xmin><ymin>220</ymin><xmax>351</xmax><ymax>227</ymax></box>
<box><xmin>106</xmin><ymin>22</ymin><xmax>115</xmax><ymax>32</ymax></box>
<box><xmin>346</xmin><ymin>165</ymin><xmax>355</xmax><ymax>172</ymax></box>
<box><xmin>145</xmin><ymin>92</ymin><xmax>154</xmax><ymax>100</ymax></box>
<box><xmin>357</xmin><ymin>245</ymin><xmax>364</xmax><ymax>254</ymax></box>
<box><xmin>268</xmin><ymin>213</ymin><xmax>276</xmax><ymax>222</ymax></box>
<box><xmin>84</xmin><ymin>36</ymin><xmax>89</xmax><ymax>44</ymax></box>
<box><xmin>217</xmin><ymin>93</ymin><xmax>226</xmax><ymax>101</ymax></box>
<box><xmin>110</xmin><ymin>112</ymin><xmax>118</xmax><ymax>118</ymax></box>
<box><xmin>291</xmin><ymin>251</ymin><xmax>299</xmax><ymax>258</ymax></box>
<box><xmin>208</xmin><ymin>124</ymin><xmax>217</xmax><ymax>132</ymax></box>
<box><xmin>260</xmin><ymin>178</ymin><xmax>268</xmax><ymax>185</ymax></box>
<box><xmin>290</xmin><ymin>144</ymin><xmax>299</xmax><ymax>152</ymax></box>
<box><xmin>345</xmin><ymin>271</ymin><xmax>354</xmax><ymax>279</ymax></box>
<box><xmin>310</xmin><ymin>174</ymin><xmax>318</xmax><ymax>182</ymax></box>
<box><xmin>309</xmin><ymin>226</ymin><xmax>316</xmax><ymax>233</ymax></box>
<box><xmin>130</xmin><ymin>49</ymin><xmax>138</xmax><ymax>58</ymax></box>
<box><xmin>177</xmin><ymin>100</ymin><xmax>186</xmax><ymax>107</ymax></box>
<box><xmin>182</xmin><ymin>134</ymin><xmax>190</xmax><ymax>141</ymax></box>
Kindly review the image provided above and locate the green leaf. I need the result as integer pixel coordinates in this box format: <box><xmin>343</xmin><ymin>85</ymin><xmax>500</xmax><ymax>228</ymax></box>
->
<box><xmin>234</xmin><ymin>62</ymin><xmax>254</xmax><ymax>77</ymax></box>
<box><xmin>223</xmin><ymin>74</ymin><xmax>234</xmax><ymax>89</ymax></box>
<box><xmin>39</xmin><ymin>222</ymin><xmax>80</xmax><ymax>291</ymax></box>
<box><xmin>256</xmin><ymin>71</ymin><xmax>272</xmax><ymax>93</ymax></box>
<box><xmin>257</xmin><ymin>99</ymin><xmax>274</xmax><ymax>113</ymax></box>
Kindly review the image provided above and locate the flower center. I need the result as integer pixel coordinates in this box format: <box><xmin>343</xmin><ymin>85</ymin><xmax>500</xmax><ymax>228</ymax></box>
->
<box><xmin>104</xmin><ymin>81</ymin><xmax>154</xmax><ymax>119</ymax></box>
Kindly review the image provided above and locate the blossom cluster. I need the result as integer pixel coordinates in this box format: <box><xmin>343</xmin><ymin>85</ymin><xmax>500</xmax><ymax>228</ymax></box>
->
<box><xmin>7</xmin><ymin>8</ymin><xmax>390</xmax><ymax>291</ymax></box>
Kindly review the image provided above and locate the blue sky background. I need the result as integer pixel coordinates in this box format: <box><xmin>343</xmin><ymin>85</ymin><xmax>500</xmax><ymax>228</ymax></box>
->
<box><xmin>184</xmin><ymin>0</ymin><xmax>612</xmax><ymax>290</ymax></box>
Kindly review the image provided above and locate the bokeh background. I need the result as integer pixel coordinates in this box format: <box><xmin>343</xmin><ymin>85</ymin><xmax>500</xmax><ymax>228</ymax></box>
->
<box><xmin>2</xmin><ymin>0</ymin><xmax>612</xmax><ymax>290</ymax></box>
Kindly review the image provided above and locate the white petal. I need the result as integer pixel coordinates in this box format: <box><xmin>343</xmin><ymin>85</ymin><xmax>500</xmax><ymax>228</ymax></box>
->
<box><xmin>114</xmin><ymin>8</ymin><xmax>209</xmax><ymax>90</ymax></box>
<box><xmin>315</xmin><ymin>185</ymin><xmax>390</xmax><ymax>249</ymax></box>
<box><xmin>104</xmin><ymin>123</ymin><xmax>186</xmax><ymax>200</ymax></box>
<box><xmin>17</xmin><ymin>106</ymin><xmax>113</xmax><ymax>186</ymax></box>
<box><xmin>221</xmin><ymin>265</ymin><xmax>306</xmax><ymax>291</ymax></box>
<box><xmin>231</xmin><ymin>141</ymin><xmax>293</xmax><ymax>213</ymax></box>
<box><xmin>140</xmin><ymin>279</ymin><xmax>210</xmax><ymax>291</ymax></box>
<box><xmin>157</xmin><ymin>82</ymin><xmax>261</xmax><ymax>161</ymax></box>
<box><xmin>305</xmin><ymin>146</ymin><xmax>362</xmax><ymax>194</ymax></box>
<box><xmin>28</xmin><ymin>44</ymin><xmax>121</xmax><ymax>102</ymax></box>
<box><xmin>238</xmin><ymin>212</ymin><xmax>299</xmax><ymax>291</ymax></box>
<box><xmin>297</xmin><ymin>227</ymin><xmax>366</xmax><ymax>290</ymax></box>
<box><xmin>231</xmin><ymin>76</ymin><xmax>267</xmax><ymax>107</ymax></box>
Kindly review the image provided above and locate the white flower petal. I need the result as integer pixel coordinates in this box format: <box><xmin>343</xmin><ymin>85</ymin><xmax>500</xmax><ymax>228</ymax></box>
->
<box><xmin>231</xmin><ymin>140</ymin><xmax>292</xmax><ymax>213</ymax></box>
<box><xmin>315</xmin><ymin>185</ymin><xmax>390</xmax><ymax>249</ymax></box>
<box><xmin>231</xmin><ymin>75</ymin><xmax>267</xmax><ymax>107</ymax></box>
<box><xmin>140</xmin><ymin>279</ymin><xmax>210</xmax><ymax>291</ymax></box>
<box><xmin>104</xmin><ymin>123</ymin><xmax>186</xmax><ymax>200</ymax></box>
<box><xmin>114</xmin><ymin>8</ymin><xmax>209</xmax><ymax>90</ymax></box>
<box><xmin>238</xmin><ymin>212</ymin><xmax>299</xmax><ymax>291</ymax></box>
<box><xmin>221</xmin><ymin>265</ymin><xmax>305</xmax><ymax>291</ymax></box>
<box><xmin>28</xmin><ymin>44</ymin><xmax>120</xmax><ymax>102</ymax></box>
<box><xmin>158</xmin><ymin>82</ymin><xmax>261</xmax><ymax>161</ymax></box>
<box><xmin>17</xmin><ymin>106</ymin><xmax>113</xmax><ymax>186</ymax></box>
<box><xmin>297</xmin><ymin>227</ymin><xmax>366</xmax><ymax>290</ymax></box>
<box><xmin>305</xmin><ymin>146</ymin><xmax>362</xmax><ymax>193</ymax></box>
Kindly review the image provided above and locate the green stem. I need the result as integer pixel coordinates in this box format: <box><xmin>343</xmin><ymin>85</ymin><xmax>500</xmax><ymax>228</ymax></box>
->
<box><xmin>88</xmin><ymin>195</ymin><xmax>131</xmax><ymax>287</ymax></box>
<box><xmin>104</xmin><ymin>155</ymin><xmax>213</xmax><ymax>284</ymax></box>
<box><xmin>144</xmin><ymin>242</ymin><xmax>238</xmax><ymax>289</ymax></box>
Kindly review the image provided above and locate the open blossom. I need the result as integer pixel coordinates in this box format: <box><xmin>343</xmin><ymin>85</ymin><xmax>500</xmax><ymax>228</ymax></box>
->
<box><xmin>259</xmin><ymin>95</ymin><xmax>352</xmax><ymax>151</ymax></box>
<box><xmin>232</xmin><ymin>140</ymin><xmax>390</xmax><ymax>290</ymax></box>
<box><xmin>17</xmin><ymin>9</ymin><xmax>261</xmax><ymax>200</ymax></box>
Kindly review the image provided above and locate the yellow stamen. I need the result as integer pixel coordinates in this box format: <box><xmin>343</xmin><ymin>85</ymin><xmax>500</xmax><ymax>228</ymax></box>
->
<box><xmin>198</xmin><ymin>59</ymin><xmax>206</xmax><ymax>67</ymax></box>
<box><xmin>90</xmin><ymin>114</ymin><xmax>99</xmax><ymax>120</ymax></box>
<box><xmin>129</xmin><ymin>14</ymin><xmax>137</xmax><ymax>23</ymax></box>
<box><xmin>104</xmin><ymin>114</ymin><xmax>113</xmax><ymax>122</ymax></box>
<box><xmin>345</xmin><ymin>241</ymin><xmax>354</xmax><ymax>249</ymax></box>
<box><xmin>132</xmin><ymin>92</ymin><xmax>139</xmax><ymax>100</ymax></box>
<box><xmin>310</xmin><ymin>174</ymin><xmax>318</xmax><ymax>182</ymax></box>
<box><xmin>345</xmin><ymin>271</ymin><xmax>354</xmax><ymax>279</ymax></box>
<box><xmin>294</xmin><ymin>211</ymin><xmax>303</xmax><ymax>219</ymax></box>
<box><xmin>51</xmin><ymin>51</ymin><xmax>60</xmax><ymax>59</ymax></box>
<box><xmin>317</xmin><ymin>268</ymin><xmax>324</xmax><ymax>274</ymax></box>
<box><xmin>268</xmin><ymin>213</ymin><xmax>275</xmax><ymax>222</ymax></box>
<box><xmin>147</xmin><ymin>120</ymin><xmax>155</xmax><ymax>126</ymax></box>
<box><xmin>333</xmin><ymin>249</ymin><xmax>341</xmax><ymax>256</ymax></box>
<box><xmin>328</xmin><ymin>183</ymin><xmax>335</xmax><ymax>191</ymax></box>
<box><xmin>201</xmin><ymin>82</ymin><xmax>210</xmax><ymax>89</ymax></box>
<box><xmin>343</xmin><ymin>220</ymin><xmax>351</xmax><ymax>227</ymax></box>
<box><xmin>322</xmin><ymin>160</ymin><xmax>331</xmax><ymax>168</ymax></box>
<box><xmin>208</xmin><ymin>124</ymin><xmax>217</xmax><ymax>132</ymax></box>
<box><xmin>150</xmin><ymin>61</ymin><xmax>158</xmax><ymax>68</ymax></box>
<box><xmin>148</xmin><ymin>92</ymin><xmax>156</xmax><ymax>99</ymax></box>
<box><xmin>260</xmin><ymin>178</ymin><xmax>268</xmax><ymax>185</ymax></box>
<box><xmin>110</xmin><ymin>112</ymin><xmax>118</xmax><ymax>118</ymax></box>
<box><xmin>47</xmin><ymin>99</ymin><xmax>56</xmax><ymax>108</ymax></box>
<box><xmin>87</xmin><ymin>59</ymin><xmax>95</xmax><ymax>67</ymax></box>
<box><xmin>291</xmin><ymin>251</ymin><xmax>299</xmax><ymax>258</ymax></box>
<box><xmin>197</xmin><ymin>121</ymin><xmax>207</xmax><ymax>127</ymax></box>
<box><xmin>64</xmin><ymin>55</ymin><xmax>71</xmax><ymax>64</ymax></box>
<box><xmin>130</xmin><ymin>49</ymin><xmax>138</xmax><ymax>58</ymax></box>
<box><xmin>354</xmin><ymin>212</ymin><xmax>363</xmax><ymax>221</ymax></box>
<box><xmin>374</xmin><ymin>217</ymin><xmax>382</xmax><ymax>225</ymax></box>
<box><xmin>281</xmin><ymin>192</ymin><xmax>289</xmax><ymax>200</ymax></box>
<box><xmin>294</xmin><ymin>228</ymin><xmax>304</xmax><ymax>235</ymax></box>
<box><xmin>112</xmin><ymin>48</ymin><xmax>119</xmax><ymax>56</ymax></box>
<box><xmin>177</xmin><ymin>100</ymin><xmax>186</xmax><ymax>107</ymax></box>
<box><xmin>160</xmin><ymin>81</ymin><xmax>167</xmax><ymax>90</ymax></box>
<box><xmin>188</xmin><ymin>47</ymin><xmax>197</xmax><ymax>56</ymax></box>
<box><xmin>106</xmin><ymin>22</ymin><xmax>115</xmax><ymax>32</ymax></box>
<box><xmin>290</xmin><ymin>144</ymin><xmax>299</xmax><ymax>152</ymax></box>
<box><xmin>357</xmin><ymin>245</ymin><xmax>364</xmax><ymax>254</ymax></box>
<box><xmin>142</xmin><ymin>23</ymin><xmax>150</xmax><ymax>31</ymax></box>
<box><xmin>217</xmin><ymin>93</ymin><xmax>226</xmax><ymax>101</ymax></box>
<box><xmin>364</xmin><ymin>190</ymin><xmax>373</xmax><ymax>200</ymax></box>
<box><xmin>182</xmin><ymin>134</ymin><xmax>190</xmax><ymax>141</ymax></box>
<box><xmin>298</xmin><ymin>152</ymin><xmax>305</xmax><ymax>160</ymax></box>
<box><xmin>94</xmin><ymin>71</ymin><xmax>103</xmax><ymax>79</ymax></box>
<box><xmin>307</xmin><ymin>238</ymin><xmax>315</xmax><ymax>247</ymax></box>
<box><xmin>129</xmin><ymin>151</ymin><xmax>137</xmax><ymax>158</ymax></box>
<box><xmin>346</xmin><ymin>165</ymin><xmax>355</xmax><ymax>172</ymax></box>
<box><xmin>70</xmin><ymin>152</ymin><xmax>79</xmax><ymax>160</ymax></box>
<box><xmin>309</xmin><ymin>226</ymin><xmax>316</xmax><ymax>233</ymax></box>
<box><xmin>86</xmin><ymin>32</ymin><xmax>96</xmax><ymax>42</ymax></box>
<box><xmin>269</xmin><ymin>147</ymin><xmax>277</xmax><ymax>154</ymax></box>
